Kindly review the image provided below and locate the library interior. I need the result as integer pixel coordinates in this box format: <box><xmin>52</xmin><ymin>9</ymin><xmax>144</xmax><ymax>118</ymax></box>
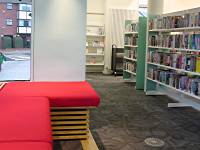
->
<box><xmin>1</xmin><ymin>0</ymin><xmax>200</xmax><ymax>150</ymax></box>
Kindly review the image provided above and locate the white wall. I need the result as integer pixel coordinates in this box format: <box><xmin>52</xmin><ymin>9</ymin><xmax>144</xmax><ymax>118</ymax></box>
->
<box><xmin>87</xmin><ymin>0</ymin><xmax>105</xmax><ymax>26</ymax></box>
<box><xmin>104</xmin><ymin>0</ymin><xmax>139</xmax><ymax>71</ymax></box>
<box><xmin>32</xmin><ymin>0</ymin><xmax>86</xmax><ymax>81</ymax></box>
<box><xmin>163</xmin><ymin>0</ymin><xmax>200</xmax><ymax>14</ymax></box>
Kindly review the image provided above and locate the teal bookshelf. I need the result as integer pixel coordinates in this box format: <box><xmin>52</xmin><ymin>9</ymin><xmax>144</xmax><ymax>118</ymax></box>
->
<box><xmin>123</xmin><ymin>17</ymin><xmax>147</xmax><ymax>90</ymax></box>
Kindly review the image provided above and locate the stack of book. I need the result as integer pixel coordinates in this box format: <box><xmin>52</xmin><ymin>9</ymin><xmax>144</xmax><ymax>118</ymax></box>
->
<box><xmin>125</xmin><ymin>35</ymin><xmax>137</xmax><ymax>46</ymax></box>
<box><xmin>125</xmin><ymin>49</ymin><xmax>137</xmax><ymax>59</ymax></box>
<box><xmin>149</xmin><ymin>33</ymin><xmax>200</xmax><ymax>50</ymax></box>
<box><xmin>125</xmin><ymin>22</ymin><xmax>138</xmax><ymax>32</ymax></box>
<box><xmin>149</xmin><ymin>12</ymin><xmax>200</xmax><ymax>30</ymax></box>
<box><xmin>148</xmin><ymin>68</ymin><xmax>200</xmax><ymax>96</ymax></box>
<box><xmin>124</xmin><ymin>62</ymin><xmax>136</xmax><ymax>73</ymax></box>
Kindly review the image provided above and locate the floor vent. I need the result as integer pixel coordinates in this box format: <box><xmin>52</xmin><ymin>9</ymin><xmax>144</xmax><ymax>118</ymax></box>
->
<box><xmin>144</xmin><ymin>138</ymin><xmax>165</xmax><ymax>147</ymax></box>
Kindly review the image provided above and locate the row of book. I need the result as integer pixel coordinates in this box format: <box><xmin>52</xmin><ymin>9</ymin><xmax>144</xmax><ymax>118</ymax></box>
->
<box><xmin>148</xmin><ymin>51</ymin><xmax>200</xmax><ymax>73</ymax></box>
<box><xmin>124</xmin><ymin>36</ymin><xmax>137</xmax><ymax>46</ymax></box>
<box><xmin>149</xmin><ymin>33</ymin><xmax>200</xmax><ymax>50</ymax></box>
<box><xmin>125</xmin><ymin>22</ymin><xmax>138</xmax><ymax>32</ymax></box>
<box><xmin>148</xmin><ymin>68</ymin><xmax>200</xmax><ymax>96</ymax></box>
<box><xmin>149</xmin><ymin>12</ymin><xmax>200</xmax><ymax>30</ymax></box>
<box><xmin>86</xmin><ymin>48</ymin><xmax>104</xmax><ymax>55</ymax></box>
<box><xmin>86</xmin><ymin>41</ymin><xmax>104</xmax><ymax>47</ymax></box>
<box><xmin>123</xmin><ymin>62</ymin><xmax>136</xmax><ymax>73</ymax></box>
<box><xmin>124</xmin><ymin>50</ymin><xmax>137</xmax><ymax>59</ymax></box>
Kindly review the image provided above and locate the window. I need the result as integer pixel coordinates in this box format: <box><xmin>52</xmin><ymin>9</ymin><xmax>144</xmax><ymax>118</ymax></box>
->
<box><xmin>19</xmin><ymin>20</ymin><xmax>24</xmax><ymax>26</ymax></box>
<box><xmin>19</xmin><ymin>4</ymin><xmax>32</xmax><ymax>11</ymax></box>
<box><xmin>139</xmin><ymin>0</ymin><xmax>148</xmax><ymax>17</ymax></box>
<box><xmin>6</xmin><ymin>19</ymin><xmax>13</xmax><ymax>26</ymax></box>
<box><xmin>18</xmin><ymin>20</ymin><xmax>31</xmax><ymax>27</ymax></box>
<box><xmin>139</xmin><ymin>7</ymin><xmax>147</xmax><ymax>17</ymax></box>
<box><xmin>7</xmin><ymin>3</ymin><xmax>13</xmax><ymax>10</ymax></box>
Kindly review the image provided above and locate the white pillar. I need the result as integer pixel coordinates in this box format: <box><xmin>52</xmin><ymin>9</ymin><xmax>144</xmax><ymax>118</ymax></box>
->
<box><xmin>148</xmin><ymin>0</ymin><xmax>164</xmax><ymax>16</ymax></box>
<box><xmin>32</xmin><ymin>0</ymin><xmax>86</xmax><ymax>81</ymax></box>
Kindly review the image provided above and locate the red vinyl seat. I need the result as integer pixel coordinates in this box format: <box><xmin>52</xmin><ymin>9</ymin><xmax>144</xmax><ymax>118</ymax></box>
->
<box><xmin>0</xmin><ymin>142</ymin><xmax>52</xmax><ymax>150</ymax></box>
<box><xmin>0</xmin><ymin>81</ymin><xmax>100</xmax><ymax>107</ymax></box>
<box><xmin>0</xmin><ymin>96</ymin><xmax>52</xmax><ymax>143</ymax></box>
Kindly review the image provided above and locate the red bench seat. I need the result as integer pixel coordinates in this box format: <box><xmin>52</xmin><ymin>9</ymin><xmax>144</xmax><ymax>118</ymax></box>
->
<box><xmin>0</xmin><ymin>96</ymin><xmax>52</xmax><ymax>150</ymax></box>
<box><xmin>0</xmin><ymin>81</ymin><xmax>100</xmax><ymax>107</ymax></box>
<box><xmin>0</xmin><ymin>142</ymin><xmax>52</xmax><ymax>150</ymax></box>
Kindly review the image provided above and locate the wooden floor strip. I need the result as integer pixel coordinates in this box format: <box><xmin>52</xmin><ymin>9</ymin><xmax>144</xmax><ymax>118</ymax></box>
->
<box><xmin>53</xmin><ymin>135</ymin><xmax>88</xmax><ymax>140</ymax></box>
<box><xmin>51</xmin><ymin>111</ymin><xmax>88</xmax><ymax>115</ymax></box>
<box><xmin>51</xmin><ymin>116</ymin><xmax>88</xmax><ymax>120</ymax></box>
<box><xmin>53</xmin><ymin>130</ymin><xmax>88</xmax><ymax>135</ymax></box>
<box><xmin>52</xmin><ymin>125</ymin><xmax>88</xmax><ymax>130</ymax></box>
<box><xmin>51</xmin><ymin>120</ymin><xmax>88</xmax><ymax>125</ymax></box>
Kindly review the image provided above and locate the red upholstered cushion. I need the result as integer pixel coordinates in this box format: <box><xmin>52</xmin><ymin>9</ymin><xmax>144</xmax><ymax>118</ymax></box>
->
<box><xmin>0</xmin><ymin>96</ymin><xmax>52</xmax><ymax>143</ymax></box>
<box><xmin>0</xmin><ymin>82</ymin><xmax>100</xmax><ymax>107</ymax></box>
<box><xmin>0</xmin><ymin>142</ymin><xmax>52</xmax><ymax>150</ymax></box>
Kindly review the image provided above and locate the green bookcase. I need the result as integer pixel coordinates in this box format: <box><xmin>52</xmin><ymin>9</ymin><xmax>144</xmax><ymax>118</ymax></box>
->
<box><xmin>123</xmin><ymin>17</ymin><xmax>147</xmax><ymax>90</ymax></box>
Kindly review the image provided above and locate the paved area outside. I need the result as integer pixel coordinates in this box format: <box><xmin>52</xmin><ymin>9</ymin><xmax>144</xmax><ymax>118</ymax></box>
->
<box><xmin>0</xmin><ymin>50</ymin><xmax>30</xmax><ymax>81</ymax></box>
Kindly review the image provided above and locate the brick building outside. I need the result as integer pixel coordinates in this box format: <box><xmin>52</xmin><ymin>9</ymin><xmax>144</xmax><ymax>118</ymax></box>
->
<box><xmin>0</xmin><ymin>1</ymin><xmax>32</xmax><ymax>49</ymax></box>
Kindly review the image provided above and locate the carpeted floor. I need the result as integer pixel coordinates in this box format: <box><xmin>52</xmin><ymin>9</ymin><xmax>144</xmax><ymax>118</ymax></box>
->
<box><xmin>54</xmin><ymin>73</ymin><xmax>200</xmax><ymax>150</ymax></box>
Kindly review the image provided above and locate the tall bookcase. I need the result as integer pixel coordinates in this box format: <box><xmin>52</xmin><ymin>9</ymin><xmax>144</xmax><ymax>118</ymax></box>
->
<box><xmin>145</xmin><ymin>8</ymin><xmax>200</xmax><ymax>101</ymax></box>
<box><xmin>123</xmin><ymin>17</ymin><xmax>147</xmax><ymax>90</ymax></box>
<box><xmin>86</xmin><ymin>25</ymin><xmax>105</xmax><ymax>72</ymax></box>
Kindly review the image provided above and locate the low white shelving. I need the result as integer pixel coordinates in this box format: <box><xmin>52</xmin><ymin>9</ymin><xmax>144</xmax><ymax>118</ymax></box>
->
<box><xmin>148</xmin><ymin>46</ymin><xmax>200</xmax><ymax>52</ymax></box>
<box><xmin>147</xmin><ymin>62</ymin><xmax>200</xmax><ymax>76</ymax></box>
<box><xmin>149</xmin><ymin>26</ymin><xmax>200</xmax><ymax>32</ymax></box>
<box><xmin>147</xmin><ymin>77</ymin><xmax>200</xmax><ymax>100</ymax></box>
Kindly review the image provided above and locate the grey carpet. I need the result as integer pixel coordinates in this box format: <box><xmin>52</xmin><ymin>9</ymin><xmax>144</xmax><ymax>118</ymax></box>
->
<box><xmin>54</xmin><ymin>73</ymin><xmax>200</xmax><ymax>150</ymax></box>
<box><xmin>88</xmin><ymin>74</ymin><xmax>200</xmax><ymax>150</ymax></box>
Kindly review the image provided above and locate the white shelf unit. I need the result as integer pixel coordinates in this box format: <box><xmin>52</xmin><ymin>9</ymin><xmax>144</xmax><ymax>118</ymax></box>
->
<box><xmin>147</xmin><ymin>62</ymin><xmax>200</xmax><ymax>76</ymax></box>
<box><xmin>148</xmin><ymin>46</ymin><xmax>200</xmax><ymax>52</ymax></box>
<box><xmin>149</xmin><ymin>27</ymin><xmax>200</xmax><ymax>32</ymax></box>
<box><xmin>86</xmin><ymin>53</ymin><xmax>104</xmax><ymax>56</ymax></box>
<box><xmin>145</xmin><ymin>7</ymin><xmax>200</xmax><ymax>102</ymax></box>
<box><xmin>86</xmin><ymin>25</ymin><xmax>105</xmax><ymax>72</ymax></box>
<box><xmin>86</xmin><ymin>63</ymin><xmax>104</xmax><ymax>66</ymax></box>
<box><xmin>147</xmin><ymin>77</ymin><xmax>200</xmax><ymax>100</ymax></box>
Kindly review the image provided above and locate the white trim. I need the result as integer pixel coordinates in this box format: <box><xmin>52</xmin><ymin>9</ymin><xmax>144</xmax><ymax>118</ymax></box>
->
<box><xmin>149</xmin><ymin>27</ymin><xmax>200</xmax><ymax>32</ymax></box>
<box><xmin>124</xmin><ymin>45</ymin><xmax>138</xmax><ymax>48</ymax></box>
<box><xmin>124</xmin><ymin>32</ymin><xmax>138</xmax><ymax>35</ymax></box>
<box><xmin>124</xmin><ymin>70</ymin><xmax>136</xmax><ymax>75</ymax></box>
<box><xmin>124</xmin><ymin>57</ymin><xmax>137</xmax><ymax>62</ymax></box>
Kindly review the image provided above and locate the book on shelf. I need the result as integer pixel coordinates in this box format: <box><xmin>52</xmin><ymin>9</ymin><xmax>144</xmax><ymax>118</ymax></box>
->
<box><xmin>124</xmin><ymin>35</ymin><xmax>137</xmax><ymax>46</ymax></box>
<box><xmin>149</xmin><ymin>33</ymin><xmax>200</xmax><ymax>50</ymax></box>
<box><xmin>97</xmin><ymin>48</ymin><xmax>103</xmax><ymax>55</ymax></box>
<box><xmin>149</xmin><ymin>11</ymin><xmax>200</xmax><ymax>30</ymax></box>
<box><xmin>196</xmin><ymin>57</ymin><xmax>200</xmax><ymax>73</ymax></box>
<box><xmin>124</xmin><ymin>62</ymin><xmax>136</xmax><ymax>73</ymax></box>
<box><xmin>125</xmin><ymin>22</ymin><xmax>138</xmax><ymax>32</ymax></box>
<box><xmin>125</xmin><ymin>49</ymin><xmax>137</xmax><ymax>59</ymax></box>
<box><xmin>148</xmin><ymin>68</ymin><xmax>200</xmax><ymax>96</ymax></box>
<box><xmin>148</xmin><ymin>51</ymin><xmax>199</xmax><ymax>72</ymax></box>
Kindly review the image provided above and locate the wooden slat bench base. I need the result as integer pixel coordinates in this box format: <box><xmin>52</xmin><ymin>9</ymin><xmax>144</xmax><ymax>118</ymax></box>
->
<box><xmin>51</xmin><ymin>107</ymin><xmax>89</xmax><ymax>140</ymax></box>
